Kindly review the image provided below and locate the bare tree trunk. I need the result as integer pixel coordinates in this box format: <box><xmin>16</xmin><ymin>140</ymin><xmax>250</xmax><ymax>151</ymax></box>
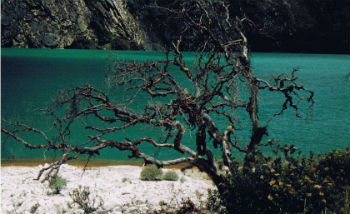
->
<box><xmin>1</xmin><ymin>0</ymin><xmax>314</xmax><ymax>190</ymax></box>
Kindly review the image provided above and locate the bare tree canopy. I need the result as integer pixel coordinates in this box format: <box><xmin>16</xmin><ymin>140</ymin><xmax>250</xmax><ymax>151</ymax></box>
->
<box><xmin>1</xmin><ymin>0</ymin><xmax>314</xmax><ymax>193</ymax></box>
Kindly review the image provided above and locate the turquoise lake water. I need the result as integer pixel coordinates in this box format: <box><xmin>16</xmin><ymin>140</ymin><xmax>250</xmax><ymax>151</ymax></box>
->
<box><xmin>1</xmin><ymin>48</ymin><xmax>350</xmax><ymax>161</ymax></box>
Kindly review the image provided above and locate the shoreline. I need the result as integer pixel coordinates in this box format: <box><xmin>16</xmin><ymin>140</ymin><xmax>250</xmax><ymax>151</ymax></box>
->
<box><xmin>1</xmin><ymin>158</ymin><xmax>191</xmax><ymax>169</ymax></box>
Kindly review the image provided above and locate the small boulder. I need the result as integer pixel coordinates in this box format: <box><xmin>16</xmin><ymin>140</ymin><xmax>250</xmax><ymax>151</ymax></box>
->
<box><xmin>42</xmin><ymin>33</ymin><xmax>59</xmax><ymax>47</ymax></box>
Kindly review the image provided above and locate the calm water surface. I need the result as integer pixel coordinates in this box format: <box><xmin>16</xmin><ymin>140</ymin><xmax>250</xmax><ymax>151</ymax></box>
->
<box><xmin>1</xmin><ymin>48</ymin><xmax>349</xmax><ymax>161</ymax></box>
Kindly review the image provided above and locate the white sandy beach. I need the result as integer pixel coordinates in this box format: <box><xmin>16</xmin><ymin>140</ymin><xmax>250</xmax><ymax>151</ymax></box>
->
<box><xmin>1</xmin><ymin>164</ymin><xmax>215</xmax><ymax>214</ymax></box>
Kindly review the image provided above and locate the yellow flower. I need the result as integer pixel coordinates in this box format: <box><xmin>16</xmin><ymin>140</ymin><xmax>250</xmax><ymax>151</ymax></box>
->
<box><xmin>324</xmin><ymin>167</ymin><xmax>329</xmax><ymax>171</ymax></box>
<box><xmin>305</xmin><ymin>176</ymin><xmax>315</xmax><ymax>184</ymax></box>
<box><xmin>290</xmin><ymin>165</ymin><xmax>297</xmax><ymax>170</ymax></box>
<box><xmin>289</xmin><ymin>188</ymin><xmax>296</xmax><ymax>195</ymax></box>
<box><xmin>267</xmin><ymin>194</ymin><xmax>273</xmax><ymax>201</ymax></box>
<box><xmin>306</xmin><ymin>193</ymin><xmax>312</xmax><ymax>197</ymax></box>
<box><xmin>183</xmin><ymin>67</ymin><xmax>189</xmax><ymax>71</ymax></box>
<box><xmin>313</xmin><ymin>184</ymin><xmax>322</xmax><ymax>189</ymax></box>
<box><xmin>278</xmin><ymin>180</ymin><xmax>284</xmax><ymax>186</ymax></box>
<box><xmin>226</xmin><ymin>125</ymin><xmax>234</xmax><ymax>132</ymax></box>
<box><xmin>319</xmin><ymin>192</ymin><xmax>325</xmax><ymax>196</ymax></box>
<box><xmin>322</xmin><ymin>199</ymin><xmax>327</xmax><ymax>204</ymax></box>
<box><xmin>274</xmin><ymin>173</ymin><xmax>281</xmax><ymax>177</ymax></box>
<box><xmin>269</xmin><ymin>179</ymin><xmax>276</xmax><ymax>186</ymax></box>
<box><xmin>270</xmin><ymin>168</ymin><xmax>276</xmax><ymax>173</ymax></box>
<box><xmin>260</xmin><ymin>175</ymin><xmax>264</xmax><ymax>180</ymax></box>
<box><xmin>286</xmin><ymin>184</ymin><xmax>292</xmax><ymax>188</ymax></box>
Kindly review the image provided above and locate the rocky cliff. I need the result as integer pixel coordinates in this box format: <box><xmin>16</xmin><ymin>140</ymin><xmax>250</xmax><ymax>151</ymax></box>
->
<box><xmin>1</xmin><ymin>0</ymin><xmax>349</xmax><ymax>53</ymax></box>
<box><xmin>1</xmin><ymin>0</ymin><xmax>161</xmax><ymax>50</ymax></box>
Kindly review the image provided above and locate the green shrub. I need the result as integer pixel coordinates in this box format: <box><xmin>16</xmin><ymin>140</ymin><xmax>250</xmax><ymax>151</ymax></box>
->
<box><xmin>69</xmin><ymin>185</ymin><xmax>104</xmax><ymax>214</ymax></box>
<box><xmin>122</xmin><ymin>177</ymin><xmax>129</xmax><ymax>183</ymax></box>
<box><xmin>206</xmin><ymin>189</ymin><xmax>226</xmax><ymax>214</ymax></box>
<box><xmin>159</xmin><ymin>200</ymin><xmax>168</xmax><ymax>206</ymax></box>
<box><xmin>140</xmin><ymin>165</ymin><xmax>163</xmax><ymax>181</ymax></box>
<box><xmin>180</xmin><ymin>176</ymin><xmax>186</xmax><ymax>183</ymax></box>
<box><xmin>30</xmin><ymin>203</ymin><xmax>40</xmax><ymax>214</ymax></box>
<box><xmin>218</xmin><ymin>145</ymin><xmax>350</xmax><ymax>214</ymax></box>
<box><xmin>153</xmin><ymin>199</ymin><xmax>198</xmax><ymax>214</ymax></box>
<box><xmin>162</xmin><ymin>170</ymin><xmax>179</xmax><ymax>181</ymax></box>
<box><xmin>49</xmin><ymin>175</ymin><xmax>67</xmax><ymax>194</ymax></box>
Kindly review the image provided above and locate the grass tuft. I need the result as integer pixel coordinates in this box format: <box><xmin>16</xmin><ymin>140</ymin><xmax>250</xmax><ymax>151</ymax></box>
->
<box><xmin>140</xmin><ymin>165</ymin><xmax>163</xmax><ymax>181</ymax></box>
<box><xmin>48</xmin><ymin>175</ymin><xmax>67</xmax><ymax>194</ymax></box>
<box><xmin>162</xmin><ymin>171</ymin><xmax>179</xmax><ymax>181</ymax></box>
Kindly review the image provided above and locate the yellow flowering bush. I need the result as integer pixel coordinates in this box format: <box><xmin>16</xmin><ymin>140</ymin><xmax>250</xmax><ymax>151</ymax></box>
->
<box><xmin>217</xmin><ymin>145</ymin><xmax>350</xmax><ymax>213</ymax></box>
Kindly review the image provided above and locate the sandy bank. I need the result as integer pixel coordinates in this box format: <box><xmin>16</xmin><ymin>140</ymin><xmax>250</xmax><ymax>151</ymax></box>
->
<box><xmin>1</xmin><ymin>164</ymin><xmax>215</xmax><ymax>214</ymax></box>
<box><xmin>1</xmin><ymin>159</ymin><xmax>191</xmax><ymax>169</ymax></box>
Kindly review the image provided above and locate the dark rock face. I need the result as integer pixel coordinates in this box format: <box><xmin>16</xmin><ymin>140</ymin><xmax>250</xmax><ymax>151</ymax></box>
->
<box><xmin>1</xmin><ymin>0</ymin><xmax>349</xmax><ymax>53</ymax></box>
<box><xmin>241</xmin><ymin>0</ymin><xmax>350</xmax><ymax>54</ymax></box>
<box><xmin>1</xmin><ymin>0</ymin><xmax>159</xmax><ymax>50</ymax></box>
<box><xmin>2</xmin><ymin>0</ymin><xmax>91</xmax><ymax>48</ymax></box>
<box><xmin>130</xmin><ymin>0</ymin><xmax>349</xmax><ymax>54</ymax></box>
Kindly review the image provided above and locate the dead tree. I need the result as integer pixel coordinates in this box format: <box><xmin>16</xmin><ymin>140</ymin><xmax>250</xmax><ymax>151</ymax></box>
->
<box><xmin>1</xmin><ymin>0</ymin><xmax>313</xmax><ymax>193</ymax></box>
